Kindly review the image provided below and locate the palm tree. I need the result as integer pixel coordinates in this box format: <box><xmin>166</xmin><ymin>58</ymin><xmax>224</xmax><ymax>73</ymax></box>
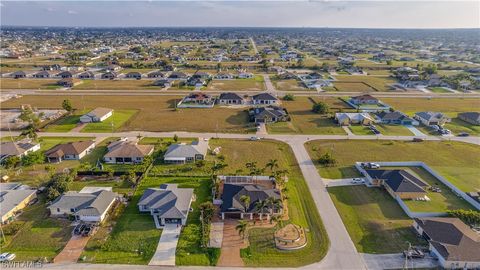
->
<box><xmin>239</xmin><ymin>195</ymin><xmax>251</xmax><ymax>213</ymax></box>
<box><xmin>265</xmin><ymin>159</ymin><xmax>279</xmax><ymax>172</ymax></box>
<box><xmin>269</xmin><ymin>214</ymin><xmax>281</xmax><ymax>225</ymax></box>
<box><xmin>235</xmin><ymin>220</ymin><xmax>248</xmax><ymax>240</ymax></box>
<box><xmin>254</xmin><ymin>200</ymin><xmax>268</xmax><ymax>219</ymax></box>
<box><xmin>266</xmin><ymin>197</ymin><xmax>283</xmax><ymax>214</ymax></box>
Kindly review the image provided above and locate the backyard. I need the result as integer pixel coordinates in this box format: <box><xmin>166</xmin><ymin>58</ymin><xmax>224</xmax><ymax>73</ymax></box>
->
<box><xmin>306</xmin><ymin>140</ymin><xmax>480</xmax><ymax>192</ymax></box>
<box><xmin>328</xmin><ymin>186</ymin><xmax>426</xmax><ymax>253</ymax></box>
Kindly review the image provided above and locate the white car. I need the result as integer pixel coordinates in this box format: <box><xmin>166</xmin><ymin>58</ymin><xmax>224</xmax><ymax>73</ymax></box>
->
<box><xmin>249</xmin><ymin>136</ymin><xmax>261</xmax><ymax>141</ymax></box>
<box><xmin>0</xmin><ymin>253</ymin><xmax>15</xmax><ymax>262</ymax></box>
<box><xmin>351</xmin><ymin>178</ymin><xmax>365</xmax><ymax>184</ymax></box>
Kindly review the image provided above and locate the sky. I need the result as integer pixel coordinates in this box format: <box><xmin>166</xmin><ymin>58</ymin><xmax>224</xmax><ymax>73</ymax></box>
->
<box><xmin>1</xmin><ymin>1</ymin><xmax>479</xmax><ymax>29</ymax></box>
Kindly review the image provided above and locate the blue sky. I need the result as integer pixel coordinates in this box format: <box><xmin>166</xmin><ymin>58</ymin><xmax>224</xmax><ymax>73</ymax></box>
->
<box><xmin>1</xmin><ymin>1</ymin><xmax>479</xmax><ymax>28</ymax></box>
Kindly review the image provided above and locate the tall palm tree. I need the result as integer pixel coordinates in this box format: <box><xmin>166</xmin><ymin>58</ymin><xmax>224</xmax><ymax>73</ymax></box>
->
<box><xmin>235</xmin><ymin>220</ymin><xmax>248</xmax><ymax>240</ymax></box>
<box><xmin>254</xmin><ymin>200</ymin><xmax>268</xmax><ymax>219</ymax></box>
<box><xmin>239</xmin><ymin>195</ymin><xmax>251</xmax><ymax>213</ymax></box>
<box><xmin>266</xmin><ymin>197</ymin><xmax>283</xmax><ymax>214</ymax></box>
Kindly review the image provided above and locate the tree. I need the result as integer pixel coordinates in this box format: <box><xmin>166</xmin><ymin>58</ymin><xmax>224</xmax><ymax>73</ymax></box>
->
<box><xmin>19</xmin><ymin>107</ymin><xmax>42</xmax><ymax>140</ymax></box>
<box><xmin>265</xmin><ymin>159</ymin><xmax>279</xmax><ymax>173</ymax></box>
<box><xmin>447</xmin><ymin>209</ymin><xmax>480</xmax><ymax>226</ymax></box>
<box><xmin>282</xmin><ymin>94</ymin><xmax>295</xmax><ymax>101</ymax></box>
<box><xmin>199</xmin><ymin>201</ymin><xmax>216</xmax><ymax>247</ymax></box>
<box><xmin>254</xmin><ymin>200</ymin><xmax>268</xmax><ymax>218</ymax></box>
<box><xmin>122</xmin><ymin>170</ymin><xmax>137</xmax><ymax>186</ymax></box>
<box><xmin>62</xmin><ymin>99</ymin><xmax>73</xmax><ymax>113</ymax></box>
<box><xmin>240</xmin><ymin>195</ymin><xmax>251</xmax><ymax>213</ymax></box>
<box><xmin>266</xmin><ymin>197</ymin><xmax>283</xmax><ymax>214</ymax></box>
<box><xmin>312</xmin><ymin>102</ymin><xmax>329</xmax><ymax>114</ymax></box>
<box><xmin>46</xmin><ymin>173</ymin><xmax>73</xmax><ymax>201</ymax></box>
<box><xmin>318</xmin><ymin>152</ymin><xmax>337</xmax><ymax>167</ymax></box>
<box><xmin>3</xmin><ymin>156</ymin><xmax>20</xmax><ymax>169</ymax></box>
<box><xmin>235</xmin><ymin>220</ymin><xmax>248</xmax><ymax>240</ymax></box>
<box><xmin>21</xmin><ymin>151</ymin><xmax>44</xmax><ymax>166</ymax></box>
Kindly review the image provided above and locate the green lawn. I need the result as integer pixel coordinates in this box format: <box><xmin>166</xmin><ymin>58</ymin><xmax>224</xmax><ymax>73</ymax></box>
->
<box><xmin>328</xmin><ymin>186</ymin><xmax>426</xmax><ymax>253</ymax></box>
<box><xmin>81</xmin><ymin>110</ymin><xmax>138</xmax><ymax>133</ymax></box>
<box><xmin>428</xmin><ymin>87</ymin><xmax>450</xmax><ymax>93</ymax></box>
<box><xmin>305</xmin><ymin>140</ymin><xmax>480</xmax><ymax>192</ymax></box>
<box><xmin>349</xmin><ymin>125</ymin><xmax>374</xmax><ymax>135</ymax></box>
<box><xmin>375</xmin><ymin>124</ymin><xmax>413</xmax><ymax>136</ymax></box>
<box><xmin>206</xmin><ymin>139</ymin><xmax>328</xmax><ymax>267</ymax></box>
<box><xmin>444</xmin><ymin>116</ymin><xmax>480</xmax><ymax>136</ymax></box>
<box><xmin>43</xmin><ymin>110</ymin><xmax>88</xmax><ymax>132</ymax></box>
<box><xmin>1</xmin><ymin>195</ymin><xmax>72</xmax><ymax>262</ymax></box>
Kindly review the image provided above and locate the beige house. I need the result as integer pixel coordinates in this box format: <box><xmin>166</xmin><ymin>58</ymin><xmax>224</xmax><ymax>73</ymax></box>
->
<box><xmin>335</xmin><ymin>113</ymin><xmax>374</xmax><ymax>126</ymax></box>
<box><xmin>0</xmin><ymin>183</ymin><xmax>37</xmax><ymax>224</ymax></box>
<box><xmin>45</xmin><ymin>141</ymin><xmax>96</xmax><ymax>163</ymax></box>
<box><xmin>104</xmin><ymin>138</ymin><xmax>154</xmax><ymax>164</ymax></box>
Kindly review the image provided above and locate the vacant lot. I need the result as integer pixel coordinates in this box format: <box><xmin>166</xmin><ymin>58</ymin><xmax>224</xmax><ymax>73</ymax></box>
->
<box><xmin>0</xmin><ymin>78</ymin><xmax>60</xmax><ymax>89</ymax></box>
<box><xmin>72</xmin><ymin>79</ymin><xmax>161</xmax><ymax>90</ymax></box>
<box><xmin>209</xmin><ymin>139</ymin><xmax>329</xmax><ymax>267</ymax></box>
<box><xmin>306</xmin><ymin>140</ymin><xmax>480</xmax><ymax>192</ymax></box>
<box><xmin>81</xmin><ymin>110</ymin><xmax>138</xmax><ymax>133</ymax></box>
<box><xmin>207</xmin><ymin>76</ymin><xmax>265</xmax><ymax>91</ymax></box>
<box><xmin>334</xmin><ymin>75</ymin><xmax>397</xmax><ymax>92</ymax></box>
<box><xmin>1</xmin><ymin>95</ymin><xmax>253</xmax><ymax>133</ymax></box>
<box><xmin>43</xmin><ymin>109</ymin><xmax>89</xmax><ymax>132</ymax></box>
<box><xmin>271</xmin><ymin>79</ymin><xmax>307</xmax><ymax>91</ymax></box>
<box><xmin>375</xmin><ymin>124</ymin><xmax>413</xmax><ymax>136</ymax></box>
<box><xmin>381</xmin><ymin>98</ymin><xmax>480</xmax><ymax>115</ymax></box>
<box><xmin>329</xmin><ymin>186</ymin><xmax>426</xmax><ymax>253</ymax></box>
<box><xmin>333</xmin><ymin>82</ymin><xmax>376</xmax><ymax>92</ymax></box>
<box><xmin>267</xmin><ymin>97</ymin><xmax>346</xmax><ymax>135</ymax></box>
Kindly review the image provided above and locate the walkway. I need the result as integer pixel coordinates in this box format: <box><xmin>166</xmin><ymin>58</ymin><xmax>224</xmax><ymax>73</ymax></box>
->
<box><xmin>362</xmin><ymin>253</ymin><xmax>439</xmax><ymax>270</ymax></box>
<box><xmin>342</xmin><ymin>126</ymin><xmax>354</xmax><ymax>136</ymax></box>
<box><xmin>54</xmin><ymin>235</ymin><xmax>91</xmax><ymax>263</ymax></box>
<box><xmin>217</xmin><ymin>219</ymin><xmax>245</xmax><ymax>267</ymax></box>
<box><xmin>70</xmin><ymin>123</ymin><xmax>86</xmax><ymax>132</ymax></box>
<box><xmin>148</xmin><ymin>224</ymin><xmax>181</xmax><ymax>266</ymax></box>
<box><xmin>323</xmin><ymin>178</ymin><xmax>365</xmax><ymax>187</ymax></box>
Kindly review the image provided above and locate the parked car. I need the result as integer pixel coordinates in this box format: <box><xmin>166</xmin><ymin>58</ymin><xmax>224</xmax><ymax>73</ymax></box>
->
<box><xmin>361</xmin><ymin>162</ymin><xmax>380</xmax><ymax>169</ymax></box>
<box><xmin>412</xmin><ymin>137</ymin><xmax>424</xmax><ymax>142</ymax></box>
<box><xmin>249</xmin><ymin>136</ymin><xmax>261</xmax><ymax>141</ymax></box>
<box><xmin>351</xmin><ymin>178</ymin><xmax>365</xmax><ymax>184</ymax></box>
<box><xmin>0</xmin><ymin>253</ymin><xmax>16</xmax><ymax>262</ymax></box>
<box><xmin>458</xmin><ymin>132</ymin><xmax>470</xmax><ymax>137</ymax></box>
<box><xmin>403</xmin><ymin>248</ymin><xmax>425</xmax><ymax>259</ymax></box>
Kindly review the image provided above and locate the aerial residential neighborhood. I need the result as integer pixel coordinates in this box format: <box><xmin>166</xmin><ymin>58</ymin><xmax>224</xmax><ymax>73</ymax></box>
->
<box><xmin>0</xmin><ymin>1</ymin><xmax>479</xmax><ymax>270</ymax></box>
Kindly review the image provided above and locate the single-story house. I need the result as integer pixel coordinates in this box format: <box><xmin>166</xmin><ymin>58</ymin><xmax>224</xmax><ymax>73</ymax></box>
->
<box><xmin>104</xmin><ymin>64</ymin><xmax>122</xmax><ymax>72</ymax></box>
<box><xmin>79</xmin><ymin>107</ymin><xmax>113</xmax><ymax>123</ymax></box>
<box><xmin>303</xmin><ymin>79</ymin><xmax>331</xmax><ymax>89</ymax></box>
<box><xmin>138</xmin><ymin>184</ymin><xmax>194</xmax><ymax>228</ymax></box>
<box><xmin>48</xmin><ymin>188</ymin><xmax>117</xmax><ymax>223</ymax></box>
<box><xmin>252</xmin><ymin>93</ymin><xmax>279</xmax><ymax>105</ymax></box>
<box><xmin>56</xmin><ymin>71</ymin><xmax>75</xmax><ymax>78</ymax></box>
<box><xmin>186</xmin><ymin>77</ymin><xmax>206</xmax><ymax>87</ymax></box>
<box><xmin>0</xmin><ymin>139</ymin><xmax>40</xmax><ymax>162</ymax></box>
<box><xmin>11</xmin><ymin>71</ymin><xmax>27</xmax><ymax>79</ymax></box>
<box><xmin>217</xmin><ymin>92</ymin><xmax>245</xmax><ymax>105</ymax></box>
<box><xmin>152</xmin><ymin>79</ymin><xmax>171</xmax><ymax>88</ymax></box>
<box><xmin>164</xmin><ymin>139</ymin><xmax>208</xmax><ymax>164</ymax></box>
<box><xmin>412</xmin><ymin>218</ymin><xmax>480</xmax><ymax>269</ymax></box>
<box><xmin>0</xmin><ymin>183</ymin><xmax>37</xmax><ymax>224</ymax></box>
<box><xmin>78</xmin><ymin>71</ymin><xmax>96</xmax><ymax>79</ymax></box>
<box><xmin>335</xmin><ymin>113</ymin><xmax>374</xmax><ymax>126</ymax></box>
<box><xmin>365</xmin><ymin>169</ymin><xmax>429</xmax><ymax>200</ymax></box>
<box><xmin>57</xmin><ymin>78</ymin><xmax>82</xmax><ymax>88</ymax></box>
<box><xmin>375</xmin><ymin>111</ymin><xmax>418</xmax><ymax>126</ymax></box>
<box><xmin>125</xmin><ymin>72</ymin><xmax>142</xmax><ymax>80</ymax></box>
<box><xmin>45</xmin><ymin>140</ymin><xmax>95</xmax><ymax>163</ymax></box>
<box><xmin>414</xmin><ymin>112</ymin><xmax>451</xmax><ymax>126</ymax></box>
<box><xmin>214</xmin><ymin>72</ymin><xmax>235</xmax><ymax>80</ymax></box>
<box><xmin>220</xmin><ymin>183</ymin><xmax>282</xmax><ymax>220</ymax></box>
<box><xmin>32</xmin><ymin>70</ymin><xmax>51</xmax><ymax>78</ymax></box>
<box><xmin>103</xmin><ymin>138</ymin><xmax>154</xmax><ymax>164</ymax></box>
<box><xmin>101</xmin><ymin>72</ymin><xmax>117</xmax><ymax>80</ymax></box>
<box><xmin>349</xmin><ymin>94</ymin><xmax>379</xmax><ymax>105</ymax></box>
<box><xmin>237</xmin><ymin>71</ymin><xmax>254</xmax><ymax>79</ymax></box>
<box><xmin>147</xmin><ymin>70</ymin><xmax>166</xmax><ymax>79</ymax></box>
<box><xmin>178</xmin><ymin>93</ymin><xmax>215</xmax><ymax>107</ymax></box>
<box><xmin>458</xmin><ymin>112</ymin><xmax>480</xmax><ymax>126</ymax></box>
<box><xmin>250</xmin><ymin>106</ymin><xmax>289</xmax><ymax>124</ymax></box>
<box><xmin>42</xmin><ymin>64</ymin><xmax>62</xmax><ymax>71</ymax></box>
<box><xmin>192</xmin><ymin>71</ymin><xmax>211</xmax><ymax>80</ymax></box>
<box><xmin>168</xmin><ymin>71</ymin><xmax>188</xmax><ymax>81</ymax></box>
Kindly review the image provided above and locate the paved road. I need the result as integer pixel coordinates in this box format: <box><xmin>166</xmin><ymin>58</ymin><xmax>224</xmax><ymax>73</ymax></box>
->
<box><xmin>262</xmin><ymin>73</ymin><xmax>276</xmax><ymax>93</ymax></box>
<box><xmin>149</xmin><ymin>224</ymin><xmax>181</xmax><ymax>266</ymax></box>
<box><xmin>362</xmin><ymin>253</ymin><xmax>439</xmax><ymax>270</ymax></box>
<box><xmin>249</xmin><ymin>37</ymin><xmax>258</xmax><ymax>54</ymax></box>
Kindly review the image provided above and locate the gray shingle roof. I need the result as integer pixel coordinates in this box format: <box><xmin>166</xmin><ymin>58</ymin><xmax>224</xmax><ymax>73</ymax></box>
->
<box><xmin>49</xmin><ymin>189</ymin><xmax>116</xmax><ymax>217</ymax></box>
<box><xmin>366</xmin><ymin>169</ymin><xmax>428</xmax><ymax>193</ymax></box>
<box><xmin>221</xmin><ymin>184</ymin><xmax>281</xmax><ymax>213</ymax></box>
<box><xmin>138</xmin><ymin>184</ymin><xmax>193</xmax><ymax>219</ymax></box>
<box><xmin>164</xmin><ymin>140</ymin><xmax>208</xmax><ymax>159</ymax></box>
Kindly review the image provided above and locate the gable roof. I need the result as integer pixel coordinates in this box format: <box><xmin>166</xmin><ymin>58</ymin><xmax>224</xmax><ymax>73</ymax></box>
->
<box><xmin>49</xmin><ymin>189</ymin><xmax>116</xmax><ymax>217</ymax></box>
<box><xmin>335</xmin><ymin>113</ymin><xmax>373</xmax><ymax>123</ymax></box>
<box><xmin>253</xmin><ymin>106</ymin><xmax>288</xmax><ymax>119</ymax></box>
<box><xmin>221</xmin><ymin>184</ymin><xmax>281</xmax><ymax>213</ymax></box>
<box><xmin>351</xmin><ymin>94</ymin><xmax>378</xmax><ymax>102</ymax></box>
<box><xmin>415</xmin><ymin>111</ymin><xmax>448</xmax><ymax>122</ymax></box>
<box><xmin>0</xmin><ymin>188</ymin><xmax>36</xmax><ymax>220</ymax></box>
<box><xmin>376</xmin><ymin>111</ymin><xmax>412</xmax><ymax>122</ymax></box>
<box><xmin>0</xmin><ymin>140</ymin><xmax>38</xmax><ymax>158</ymax></box>
<box><xmin>45</xmin><ymin>141</ymin><xmax>95</xmax><ymax>158</ymax></box>
<box><xmin>84</xmin><ymin>107</ymin><xmax>113</xmax><ymax>118</ymax></box>
<box><xmin>458</xmin><ymin>112</ymin><xmax>480</xmax><ymax>123</ymax></box>
<box><xmin>366</xmin><ymin>169</ymin><xmax>429</xmax><ymax>193</ymax></box>
<box><xmin>219</xmin><ymin>92</ymin><xmax>243</xmax><ymax>100</ymax></box>
<box><xmin>138</xmin><ymin>184</ymin><xmax>193</xmax><ymax>219</ymax></box>
<box><xmin>414</xmin><ymin>217</ymin><xmax>480</xmax><ymax>262</ymax></box>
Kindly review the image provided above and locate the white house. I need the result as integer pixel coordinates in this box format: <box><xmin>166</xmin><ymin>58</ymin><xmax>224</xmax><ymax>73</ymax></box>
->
<box><xmin>80</xmin><ymin>108</ymin><xmax>113</xmax><ymax>123</ymax></box>
<box><xmin>0</xmin><ymin>139</ymin><xmax>40</xmax><ymax>162</ymax></box>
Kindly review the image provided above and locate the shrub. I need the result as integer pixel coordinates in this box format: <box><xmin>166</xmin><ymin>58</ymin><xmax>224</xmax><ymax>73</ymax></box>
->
<box><xmin>21</xmin><ymin>151</ymin><xmax>45</xmax><ymax>166</ymax></box>
<box><xmin>312</xmin><ymin>102</ymin><xmax>329</xmax><ymax>114</ymax></box>
<box><xmin>282</xmin><ymin>94</ymin><xmax>295</xmax><ymax>101</ymax></box>
<box><xmin>447</xmin><ymin>209</ymin><xmax>480</xmax><ymax>226</ymax></box>
<box><xmin>318</xmin><ymin>152</ymin><xmax>337</xmax><ymax>167</ymax></box>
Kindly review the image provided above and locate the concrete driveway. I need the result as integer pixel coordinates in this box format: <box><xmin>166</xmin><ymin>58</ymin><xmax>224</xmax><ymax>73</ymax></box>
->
<box><xmin>148</xmin><ymin>224</ymin><xmax>181</xmax><ymax>266</ymax></box>
<box><xmin>54</xmin><ymin>235</ymin><xmax>91</xmax><ymax>263</ymax></box>
<box><xmin>405</xmin><ymin>125</ymin><xmax>427</xmax><ymax>137</ymax></box>
<box><xmin>362</xmin><ymin>253</ymin><xmax>439</xmax><ymax>270</ymax></box>
<box><xmin>323</xmin><ymin>178</ymin><xmax>365</xmax><ymax>187</ymax></box>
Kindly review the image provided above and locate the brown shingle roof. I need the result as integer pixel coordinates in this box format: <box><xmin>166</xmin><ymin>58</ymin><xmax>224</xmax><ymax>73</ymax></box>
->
<box><xmin>45</xmin><ymin>141</ymin><xmax>95</xmax><ymax>157</ymax></box>
<box><xmin>104</xmin><ymin>141</ymin><xmax>154</xmax><ymax>158</ymax></box>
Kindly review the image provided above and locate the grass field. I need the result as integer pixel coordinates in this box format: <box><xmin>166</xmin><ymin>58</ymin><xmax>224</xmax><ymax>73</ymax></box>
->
<box><xmin>375</xmin><ymin>124</ymin><xmax>413</xmax><ymax>136</ymax></box>
<box><xmin>306</xmin><ymin>140</ymin><xmax>480</xmax><ymax>192</ymax></box>
<box><xmin>333</xmin><ymin>82</ymin><xmax>375</xmax><ymax>92</ymax></box>
<box><xmin>444</xmin><ymin>116</ymin><xmax>480</xmax><ymax>136</ymax></box>
<box><xmin>1</xmin><ymin>95</ymin><xmax>254</xmax><ymax>133</ymax></box>
<box><xmin>328</xmin><ymin>186</ymin><xmax>426</xmax><ymax>253</ymax></box>
<box><xmin>380</xmin><ymin>98</ymin><xmax>480</xmax><ymax>115</ymax></box>
<box><xmin>428</xmin><ymin>87</ymin><xmax>451</xmax><ymax>93</ymax></box>
<box><xmin>1</xmin><ymin>195</ymin><xmax>72</xmax><ymax>261</ymax></box>
<box><xmin>81</xmin><ymin>110</ymin><xmax>138</xmax><ymax>133</ymax></box>
<box><xmin>208</xmin><ymin>139</ymin><xmax>329</xmax><ymax>267</ymax></box>
<box><xmin>0</xmin><ymin>78</ymin><xmax>61</xmax><ymax>89</ymax></box>
<box><xmin>266</xmin><ymin>97</ymin><xmax>346</xmax><ymax>135</ymax></box>
<box><xmin>207</xmin><ymin>76</ymin><xmax>265</xmax><ymax>91</ymax></box>
<box><xmin>349</xmin><ymin>125</ymin><xmax>374</xmax><ymax>135</ymax></box>
<box><xmin>334</xmin><ymin>75</ymin><xmax>397</xmax><ymax>91</ymax></box>
<box><xmin>43</xmin><ymin>110</ymin><xmax>89</xmax><ymax>132</ymax></box>
<box><xmin>72</xmin><ymin>79</ymin><xmax>161</xmax><ymax>90</ymax></box>
<box><xmin>271</xmin><ymin>78</ymin><xmax>307</xmax><ymax>91</ymax></box>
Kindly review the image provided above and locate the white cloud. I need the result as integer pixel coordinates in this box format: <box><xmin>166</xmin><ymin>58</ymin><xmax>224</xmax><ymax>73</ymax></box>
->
<box><xmin>67</xmin><ymin>10</ymin><xmax>78</xmax><ymax>15</ymax></box>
